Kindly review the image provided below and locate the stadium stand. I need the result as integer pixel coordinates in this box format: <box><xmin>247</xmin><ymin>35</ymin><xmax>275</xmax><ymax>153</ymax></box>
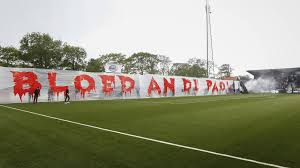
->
<box><xmin>247</xmin><ymin>67</ymin><xmax>300</xmax><ymax>93</ymax></box>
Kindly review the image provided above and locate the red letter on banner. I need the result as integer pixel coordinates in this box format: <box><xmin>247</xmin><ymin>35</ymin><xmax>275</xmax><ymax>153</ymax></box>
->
<box><xmin>99</xmin><ymin>75</ymin><xmax>115</xmax><ymax>95</ymax></box>
<box><xmin>182</xmin><ymin>78</ymin><xmax>192</xmax><ymax>94</ymax></box>
<box><xmin>118</xmin><ymin>76</ymin><xmax>135</xmax><ymax>95</ymax></box>
<box><xmin>163</xmin><ymin>78</ymin><xmax>175</xmax><ymax>96</ymax></box>
<box><xmin>74</xmin><ymin>74</ymin><xmax>95</xmax><ymax>97</ymax></box>
<box><xmin>11</xmin><ymin>71</ymin><xmax>42</xmax><ymax>102</ymax></box>
<box><xmin>194</xmin><ymin>79</ymin><xmax>199</xmax><ymax>93</ymax></box>
<box><xmin>219</xmin><ymin>81</ymin><xmax>226</xmax><ymax>91</ymax></box>
<box><xmin>212</xmin><ymin>82</ymin><xmax>219</xmax><ymax>93</ymax></box>
<box><xmin>48</xmin><ymin>72</ymin><xmax>68</xmax><ymax>96</ymax></box>
<box><xmin>206</xmin><ymin>80</ymin><xmax>213</xmax><ymax>91</ymax></box>
<box><xmin>148</xmin><ymin>77</ymin><xmax>161</xmax><ymax>96</ymax></box>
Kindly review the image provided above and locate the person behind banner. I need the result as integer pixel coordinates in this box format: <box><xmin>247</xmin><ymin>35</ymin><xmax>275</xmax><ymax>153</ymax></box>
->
<box><xmin>48</xmin><ymin>89</ymin><xmax>54</xmax><ymax>102</ymax></box>
<box><xmin>65</xmin><ymin>88</ymin><xmax>70</xmax><ymax>104</ymax></box>
<box><xmin>33</xmin><ymin>87</ymin><xmax>40</xmax><ymax>104</ymax></box>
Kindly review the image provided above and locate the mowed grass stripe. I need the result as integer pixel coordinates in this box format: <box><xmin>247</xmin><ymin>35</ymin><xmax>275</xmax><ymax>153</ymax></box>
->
<box><xmin>8</xmin><ymin>94</ymin><xmax>300</xmax><ymax>164</ymax></box>
<box><xmin>0</xmin><ymin>105</ymin><xmax>269</xmax><ymax>168</ymax></box>
<box><xmin>1</xmin><ymin>94</ymin><xmax>299</xmax><ymax>167</ymax></box>
<box><xmin>0</xmin><ymin>104</ymin><xmax>290</xmax><ymax>168</ymax></box>
<box><xmin>127</xmin><ymin>94</ymin><xmax>277</xmax><ymax>104</ymax></box>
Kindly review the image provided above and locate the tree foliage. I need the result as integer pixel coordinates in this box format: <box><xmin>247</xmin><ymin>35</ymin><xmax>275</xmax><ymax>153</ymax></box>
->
<box><xmin>170</xmin><ymin>63</ymin><xmax>191</xmax><ymax>77</ymax></box>
<box><xmin>158</xmin><ymin>55</ymin><xmax>171</xmax><ymax>75</ymax></box>
<box><xmin>19</xmin><ymin>32</ymin><xmax>63</xmax><ymax>69</ymax></box>
<box><xmin>0</xmin><ymin>46</ymin><xmax>21</xmax><ymax>67</ymax></box>
<box><xmin>218</xmin><ymin>64</ymin><xmax>233</xmax><ymax>78</ymax></box>
<box><xmin>125</xmin><ymin>52</ymin><xmax>160</xmax><ymax>75</ymax></box>
<box><xmin>86</xmin><ymin>58</ymin><xmax>102</xmax><ymax>72</ymax></box>
<box><xmin>62</xmin><ymin>43</ymin><xmax>87</xmax><ymax>70</ymax></box>
<box><xmin>86</xmin><ymin>53</ymin><xmax>126</xmax><ymax>72</ymax></box>
<box><xmin>170</xmin><ymin>58</ymin><xmax>207</xmax><ymax>78</ymax></box>
<box><xmin>0</xmin><ymin>32</ymin><xmax>236</xmax><ymax>78</ymax></box>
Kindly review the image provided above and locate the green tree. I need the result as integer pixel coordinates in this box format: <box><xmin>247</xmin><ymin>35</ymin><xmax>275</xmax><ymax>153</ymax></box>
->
<box><xmin>86</xmin><ymin>53</ymin><xmax>126</xmax><ymax>72</ymax></box>
<box><xmin>187</xmin><ymin>58</ymin><xmax>207</xmax><ymax>77</ymax></box>
<box><xmin>99</xmin><ymin>53</ymin><xmax>126</xmax><ymax>65</ymax></box>
<box><xmin>86</xmin><ymin>58</ymin><xmax>102</xmax><ymax>72</ymax></box>
<box><xmin>170</xmin><ymin>58</ymin><xmax>207</xmax><ymax>78</ymax></box>
<box><xmin>218</xmin><ymin>64</ymin><xmax>233</xmax><ymax>78</ymax></box>
<box><xmin>158</xmin><ymin>55</ymin><xmax>171</xmax><ymax>75</ymax></box>
<box><xmin>0</xmin><ymin>46</ymin><xmax>21</xmax><ymax>67</ymax></box>
<box><xmin>170</xmin><ymin>63</ymin><xmax>191</xmax><ymax>77</ymax></box>
<box><xmin>187</xmin><ymin>58</ymin><xmax>206</xmax><ymax>67</ymax></box>
<box><xmin>19</xmin><ymin>32</ymin><xmax>63</xmax><ymax>69</ymax></box>
<box><xmin>126</xmin><ymin>52</ymin><xmax>159</xmax><ymax>75</ymax></box>
<box><xmin>188</xmin><ymin>64</ymin><xmax>207</xmax><ymax>78</ymax></box>
<box><xmin>61</xmin><ymin>43</ymin><xmax>87</xmax><ymax>70</ymax></box>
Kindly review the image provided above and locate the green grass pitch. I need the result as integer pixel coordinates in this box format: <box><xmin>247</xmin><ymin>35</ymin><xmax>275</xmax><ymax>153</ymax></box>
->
<box><xmin>0</xmin><ymin>94</ymin><xmax>299</xmax><ymax>168</ymax></box>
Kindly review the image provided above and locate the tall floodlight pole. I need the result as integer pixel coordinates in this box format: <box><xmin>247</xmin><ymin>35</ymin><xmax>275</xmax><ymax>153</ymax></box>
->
<box><xmin>205</xmin><ymin>0</ymin><xmax>215</xmax><ymax>78</ymax></box>
<box><xmin>206</xmin><ymin>0</ymin><xmax>209</xmax><ymax>77</ymax></box>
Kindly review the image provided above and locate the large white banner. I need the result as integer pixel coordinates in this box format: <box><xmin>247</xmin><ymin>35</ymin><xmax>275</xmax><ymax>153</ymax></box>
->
<box><xmin>0</xmin><ymin>67</ymin><xmax>238</xmax><ymax>104</ymax></box>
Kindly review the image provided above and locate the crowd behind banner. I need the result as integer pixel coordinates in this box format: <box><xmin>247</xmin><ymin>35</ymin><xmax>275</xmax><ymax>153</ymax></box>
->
<box><xmin>0</xmin><ymin>67</ymin><xmax>241</xmax><ymax>104</ymax></box>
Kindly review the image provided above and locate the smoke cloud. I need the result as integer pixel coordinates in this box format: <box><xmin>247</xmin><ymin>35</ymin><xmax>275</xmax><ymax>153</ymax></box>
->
<box><xmin>245</xmin><ymin>78</ymin><xmax>277</xmax><ymax>93</ymax></box>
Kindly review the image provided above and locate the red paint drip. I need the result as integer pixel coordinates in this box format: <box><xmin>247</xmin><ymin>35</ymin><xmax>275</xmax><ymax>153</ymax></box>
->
<box><xmin>219</xmin><ymin>81</ymin><xmax>226</xmax><ymax>91</ymax></box>
<box><xmin>148</xmin><ymin>77</ymin><xmax>161</xmax><ymax>96</ymax></box>
<box><xmin>48</xmin><ymin>72</ymin><xmax>68</xmax><ymax>97</ymax></box>
<box><xmin>212</xmin><ymin>82</ymin><xmax>219</xmax><ymax>93</ymax></box>
<box><xmin>194</xmin><ymin>79</ymin><xmax>199</xmax><ymax>94</ymax></box>
<box><xmin>206</xmin><ymin>80</ymin><xmax>213</xmax><ymax>91</ymax></box>
<box><xmin>163</xmin><ymin>78</ymin><xmax>175</xmax><ymax>96</ymax></box>
<box><xmin>118</xmin><ymin>75</ymin><xmax>135</xmax><ymax>96</ymax></box>
<box><xmin>11</xmin><ymin>71</ymin><xmax>42</xmax><ymax>102</ymax></box>
<box><xmin>74</xmin><ymin>74</ymin><xmax>95</xmax><ymax>98</ymax></box>
<box><xmin>99</xmin><ymin>75</ymin><xmax>115</xmax><ymax>95</ymax></box>
<box><xmin>182</xmin><ymin>78</ymin><xmax>192</xmax><ymax>94</ymax></box>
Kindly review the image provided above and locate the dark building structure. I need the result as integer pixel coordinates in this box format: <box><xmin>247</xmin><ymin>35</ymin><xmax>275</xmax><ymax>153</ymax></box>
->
<box><xmin>247</xmin><ymin>67</ymin><xmax>300</xmax><ymax>93</ymax></box>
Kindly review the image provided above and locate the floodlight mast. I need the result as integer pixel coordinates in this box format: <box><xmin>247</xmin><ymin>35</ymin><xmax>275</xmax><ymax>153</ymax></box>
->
<box><xmin>206</xmin><ymin>0</ymin><xmax>209</xmax><ymax>77</ymax></box>
<box><xmin>205</xmin><ymin>0</ymin><xmax>215</xmax><ymax>78</ymax></box>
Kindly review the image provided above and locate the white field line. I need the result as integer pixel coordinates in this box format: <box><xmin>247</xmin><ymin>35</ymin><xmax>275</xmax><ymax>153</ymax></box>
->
<box><xmin>0</xmin><ymin>105</ymin><xmax>289</xmax><ymax>168</ymax></box>
<box><xmin>131</xmin><ymin>95</ymin><xmax>276</xmax><ymax>105</ymax></box>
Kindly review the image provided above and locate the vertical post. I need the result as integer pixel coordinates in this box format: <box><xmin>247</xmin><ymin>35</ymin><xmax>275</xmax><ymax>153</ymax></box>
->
<box><xmin>205</xmin><ymin>0</ymin><xmax>209</xmax><ymax>77</ymax></box>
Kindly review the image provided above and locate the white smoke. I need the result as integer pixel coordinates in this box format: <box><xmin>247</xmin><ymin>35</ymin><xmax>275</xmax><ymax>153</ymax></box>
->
<box><xmin>245</xmin><ymin>77</ymin><xmax>278</xmax><ymax>93</ymax></box>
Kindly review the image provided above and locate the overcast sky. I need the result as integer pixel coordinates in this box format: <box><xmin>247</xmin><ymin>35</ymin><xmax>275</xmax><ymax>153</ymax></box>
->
<box><xmin>0</xmin><ymin>0</ymin><xmax>300</xmax><ymax>75</ymax></box>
